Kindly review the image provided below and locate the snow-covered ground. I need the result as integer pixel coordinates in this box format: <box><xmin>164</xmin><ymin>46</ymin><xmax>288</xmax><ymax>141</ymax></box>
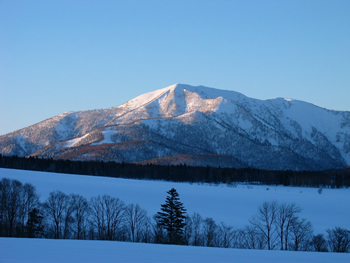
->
<box><xmin>1</xmin><ymin>168</ymin><xmax>350</xmax><ymax>262</ymax></box>
<box><xmin>1</xmin><ymin>168</ymin><xmax>349</xmax><ymax>234</ymax></box>
<box><xmin>1</xmin><ymin>237</ymin><xmax>350</xmax><ymax>263</ymax></box>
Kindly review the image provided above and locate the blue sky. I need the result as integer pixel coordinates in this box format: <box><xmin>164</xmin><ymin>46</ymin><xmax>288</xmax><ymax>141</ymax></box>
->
<box><xmin>1</xmin><ymin>0</ymin><xmax>349</xmax><ymax>135</ymax></box>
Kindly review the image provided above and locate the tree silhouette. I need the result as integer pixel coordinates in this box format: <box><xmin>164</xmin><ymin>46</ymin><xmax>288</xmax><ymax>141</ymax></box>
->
<box><xmin>156</xmin><ymin>188</ymin><xmax>187</xmax><ymax>244</ymax></box>
<box><xmin>26</xmin><ymin>208</ymin><xmax>44</xmax><ymax>238</ymax></box>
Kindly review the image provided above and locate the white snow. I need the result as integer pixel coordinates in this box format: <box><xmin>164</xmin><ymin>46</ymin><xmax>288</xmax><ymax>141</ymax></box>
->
<box><xmin>64</xmin><ymin>133</ymin><xmax>91</xmax><ymax>148</ymax></box>
<box><xmin>1</xmin><ymin>168</ymin><xmax>349</xmax><ymax>234</ymax></box>
<box><xmin>65</xmin><ymin>137</ymin><xmax>82</xmax><ymax>148</ymax></box>
<box><xmin>120</xmin><ymin>85</ymin><xmax>175</xmax><ymax>110</ymax></box>
<box><xmin>91</xmin><ymin>129</ymin><xmax>116</xmax><ymax>145</ymax></box>
<box><xmin>1</xmin><ymin>168</ymin><xmax>350</xmax><ymax>262</ymax></box>
<box><xmin>15</xmin><ymin>133</ymin><xmax>26</xmax><ymax>150</ymax></box>
<box><xmin>1</xmin><ymin>237</ymin><xmax>349</xmax><ymax>263</ymax></box>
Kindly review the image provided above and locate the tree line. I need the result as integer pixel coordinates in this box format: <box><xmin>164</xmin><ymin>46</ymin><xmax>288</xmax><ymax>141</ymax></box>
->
<box><xmin>1</xmin><ymin>155</ymin><xmax>350</xmax><ymax>188</ymax></box>
<box><xmin>1</xmin><ymin>177</ymin><xmax>349</xmax><ymax>253</ymax></box>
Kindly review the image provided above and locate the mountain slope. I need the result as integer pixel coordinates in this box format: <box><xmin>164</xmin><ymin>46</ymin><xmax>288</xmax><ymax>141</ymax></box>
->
<box><xmin>1</xmin><ymin>84</ymin><xmax>349</xmax><ymax>170</ymax></box>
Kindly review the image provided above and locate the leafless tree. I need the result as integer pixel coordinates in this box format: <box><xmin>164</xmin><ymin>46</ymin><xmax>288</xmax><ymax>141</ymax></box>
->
<box><xmin>275</xmin><ymin>202</ymin><xmax>302</xmax><ymax>250</ymax></box>
<box><xmin>152</xmin><ymin>214</ymin><xmax>167</xmax><ymax>244</ymax></box>
<box><xmin>0</xmin><ymin>178</ymin><xmax>11</xmax><ymax>236</ymax></box>
<box><xmin>237</xmin><ymin>225</ymin><xmax>265</xmax><ymax>249</ymax></box>
<box><xmin>89</xmin><ymin>195</ymin><xmax>125</xmax><ymax>240</ymax></box>
<box><xmin>288</xmin><ymin>218</ymin><xmax>313</xmax><ymax>251</ymax></box>
<box><xmin>0</xmin><ymin>179</ymin><xmax>40</xmax><ymax>237</ymax></box>
<box><xmin>327</xmin><ymin>227</ymin><xmax>350</xmax><ymax>253</ymax></box>
<box><xmin>311</xmin><ymin>234</ymin><xmax>328</xmax><ymax>252</ymax></box>
<box><xmin>3</xmin><ymin>179</ymin><xmax>23</xmax><ymax>236</ymax></box>
<box><xmin>216</xmin><ymin>222</ymin><xmax>234</xmax><ymax>248</ymax></box>
<box><xmin>190</xmin><ymin>212</ymin><xmax>203</xmax><ymax>246</ymax></box>
<box><xmin>125</xmin><ymin>203</ymin><xmax>148</xmax><ymax>242</ymax></box>
<box><xmin>249</xmin><ymin>200</ymin><xmax>278</xmax><ymax>250</ymax></box>
<box><xmin>43</xmin><ymin>190</ymin><xmax>70</xmax><ymax>239</ymax></box>
<box><xmin>21</xmin><ymin>183</ymin><xmax>40</xmax><ymax>226</ymax></box>
<box><xmin>202</xmin><ymin>217</ymin><xmax>217</xmax><ymax>247</ymax></box>
<box><xmin>70</xmin><ymin>194</ymin><xmax>90</xmax><ymax>240</ymax></box>
<box><xmin>183</xmin><ymin>215</ymin><xmax>192</xmax><ymax>245</ymax></box>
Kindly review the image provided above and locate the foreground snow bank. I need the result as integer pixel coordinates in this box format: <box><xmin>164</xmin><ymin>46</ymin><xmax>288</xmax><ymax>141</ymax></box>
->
<box><xmin>1</xmin><ymin>238</ymin><xmax>349</xmax><ymax>263</ymax></box>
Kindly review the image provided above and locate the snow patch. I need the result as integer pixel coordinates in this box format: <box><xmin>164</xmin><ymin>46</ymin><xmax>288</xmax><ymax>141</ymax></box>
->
<box><xmin>92</xmin><ymin>129</ymin><xmax>117</xmax><ymax>145</ymax></box>
<box><xmin>65</xmin><ymin>133</ymin><xmax>90</xmax><ymax>148</ymax></box>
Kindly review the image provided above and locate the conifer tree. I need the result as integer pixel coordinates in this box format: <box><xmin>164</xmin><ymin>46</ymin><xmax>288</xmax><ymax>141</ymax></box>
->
<box><xmin>156</xmin><ymin>188</ymin><xmax>187</xmax><ymax>244</ymax></box>
<box><xmin>26</xmin><ymin>208</ymin><xmax>44</xmax><ymax>238</ymax></box>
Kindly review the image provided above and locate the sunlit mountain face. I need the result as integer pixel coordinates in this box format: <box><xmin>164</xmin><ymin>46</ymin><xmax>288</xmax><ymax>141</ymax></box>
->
<box><xmin>1</xmin><ymin>84</ymin><xmax>349</xmax><ymax>171</ymax></box>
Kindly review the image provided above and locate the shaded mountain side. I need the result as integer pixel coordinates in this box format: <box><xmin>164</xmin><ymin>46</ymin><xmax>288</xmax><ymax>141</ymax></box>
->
<box><xmin>31</xmin><ymin>141</ymin><xmax>177</xmax><ymax>163</ymax></box>
<box><xmin>135</xmin><ymin>154</ymin><xmax>249</xmax><ymax>168</ymax></box>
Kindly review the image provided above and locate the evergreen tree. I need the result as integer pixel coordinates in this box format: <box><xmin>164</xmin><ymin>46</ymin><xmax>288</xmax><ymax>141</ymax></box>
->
<box><xmin>156</xmin><ymin>188</ymin><xmax>187</xmax><ymax>244</ymax></box>
<box><xmin>26</xmin><ymin>208</ymin><xmax>44</xmax><ymax>238</ymax></box>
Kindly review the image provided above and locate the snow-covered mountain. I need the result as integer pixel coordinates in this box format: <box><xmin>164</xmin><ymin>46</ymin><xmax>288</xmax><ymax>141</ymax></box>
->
<box><xmin>1</xmin><ymin>84</ymin><xmax>349</xmax><ymax>170</ymax></box>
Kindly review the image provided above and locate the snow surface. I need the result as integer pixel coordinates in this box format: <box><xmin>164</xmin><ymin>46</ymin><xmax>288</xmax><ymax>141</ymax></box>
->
<box><xmin>1</xmin><ymin>168</ymin><xmax>349</xmax><ymax>234</ymax></box>
<box><xmin>91</xmin><ymin>129</ymin><xmax>116</xmax><ymax>145</ymax></box>
<box><xmin>120</xmin><ymin>85</ymin><xmax>173</xmax><ymax>110</ymax></box>
<box><xmin>1</xmin><ymin>168</ymin><xmax>350</xmax><ymax>262</ymax></box>
<box><xmin>64</xmin><ymin>134</ymin><xmax>89</xmax><ymax>148</ymax></box>
<box><xmin>1</xmin><ymin>237</ymin><xmax>349</xmax><ymax>263</ymax></box>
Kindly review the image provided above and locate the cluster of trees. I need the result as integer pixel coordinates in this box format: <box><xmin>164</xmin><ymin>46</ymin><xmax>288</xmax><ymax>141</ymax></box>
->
<box><xmin>1</xmin><ymin>177</ymin><xmax>349</xmax><ymax>253</ymax></box>
<box><xmin>1</xmin><ymin>154</ymin><xmax>350</xmax><ymax>188</ymax></box>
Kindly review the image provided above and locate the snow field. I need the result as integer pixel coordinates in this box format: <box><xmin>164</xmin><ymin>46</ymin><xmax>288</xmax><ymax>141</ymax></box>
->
<box><xmin>0</xmin><ymin>168</ymin><xmax>349</xmax><ymax>234</ymax></box>
<box><xmin>1</xmin><ymin>237</ymin><xmax>349</xmax><ymax>263</ymax></box>
<box><xmin>1</xmin><ymin>167</ymin><xmax>350</xmax><ymax>262</ymax></box>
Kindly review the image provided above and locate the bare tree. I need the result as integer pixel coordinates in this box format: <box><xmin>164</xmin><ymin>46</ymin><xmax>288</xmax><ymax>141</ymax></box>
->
<box><xmin>237</xmin><ymin>225</ymin><xmax>265</xmax><ymax>249</ymax></box>
<box><xmin>0</xmin><ymin>179</ymin><xmax>40</xmax><ymax>237</ymax></box>
<box><xmin>275</xmin><ymin>202</ymin><xmax>302</xmax><ymax>250</ymax></box>
<box><xmin>183</xmin><ymin>215</ymin><xmax>192</xmax><ymax>245</ymax></box>
<box><xmin>70</xmin><ymin>194</ymin><xmax>90</xmax><ymax>240</ymax></box>
<box><xmin>311</xmin><ymin>234</ymin><xmax>328</xmax><ymax>252</ymax></box>
<box><xmin>152</xmin><ymin>214</ymin><xmax>167</xmax><ymax>244</ymax></box>
<box><xmin>43</xmin><ymin>190</ymin><xmax>70</xmax><ymax>239</ymax></box>
<box><xmin>190</xmin><ymin>212</ymin><xmax>203</xmax><ymax>246</ymax></box>
<box><xmin>0</xmin><ymin>178</ymin><xmax>10</xmax><ymax>236</ymax></box>
<box><xmin>327</xmin><ymin>227</ymin><xmax>350</xmax><ymax>253</ymax></box>
<box><xmin>14</xmin><ymin>182</ymin><xmax>40</xmax><ymax>234</ymax></box>
<box><xmin>288</xmin><ymin>217</ymin><xmax>313</xmax><ymax>251</ymax></box>
<box><xmin>1</xmin><ymin>179</ymin><xmax>23</xmax><ymax>237</ymax></box>
<box><xmin>216</xmin><ymin>222</ymin><xmax>234</xmax><ymax>248</ymax></box>
<box><xmin>43</xmin><ymin>191</ymin><xmax>69</xmax><ymax>239</ymax></box>
<box><xmin>125</xmin><ymin>203</ymin><xmax>148</xmax><ymax>242</ymax></box>
<box><xmin>202</xmin><ymin>217</ymin><xmax>217</xmax><ymax>247</ymax></box>
<box><xmin>141</xmin><ymin>216</ymin><xmax>152</xmax><ymax>243</ymax></box>
<box><xmin>89</xmin><ymin>195</ymin><xmax>125</xmax><ymax>240</ymax></box>
<box><xmin>249</xmin><ymin>200</ymin><xmax>278</xmax><ymax>250</ymax></box>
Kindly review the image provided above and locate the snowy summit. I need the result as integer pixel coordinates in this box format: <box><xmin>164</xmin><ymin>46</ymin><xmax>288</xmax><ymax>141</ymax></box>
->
<box><xmin>0</xmin><ymin>84</ymin><xmax>349</xmax><ymax>171</ymax></box>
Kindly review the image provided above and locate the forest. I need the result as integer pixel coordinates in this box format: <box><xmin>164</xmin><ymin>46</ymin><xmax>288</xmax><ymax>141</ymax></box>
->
<box><xmin>0</xmin><ymin>154</ymin><xmax>349</xmax><ymax>188</ymax></box>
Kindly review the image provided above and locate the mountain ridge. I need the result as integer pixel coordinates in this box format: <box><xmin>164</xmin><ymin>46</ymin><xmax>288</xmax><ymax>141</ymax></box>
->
<box><xmin>1</xmin><ymin>83</ymin><xmax>349</xmax><ymax>171</ymax></box>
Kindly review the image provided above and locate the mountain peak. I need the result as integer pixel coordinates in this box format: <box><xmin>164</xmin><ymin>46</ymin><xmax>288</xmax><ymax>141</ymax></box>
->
<box><xmin>1</xmin><ymin>83</ymin><xmax>349</xmax><ymax>171</ymax></box>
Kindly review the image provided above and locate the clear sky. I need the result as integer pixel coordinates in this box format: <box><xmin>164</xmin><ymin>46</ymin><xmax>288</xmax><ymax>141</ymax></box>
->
<box><xmin>1</xmin><ymin>0</ymin><xmax>349</xmax><ymax>136</ymax></box>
